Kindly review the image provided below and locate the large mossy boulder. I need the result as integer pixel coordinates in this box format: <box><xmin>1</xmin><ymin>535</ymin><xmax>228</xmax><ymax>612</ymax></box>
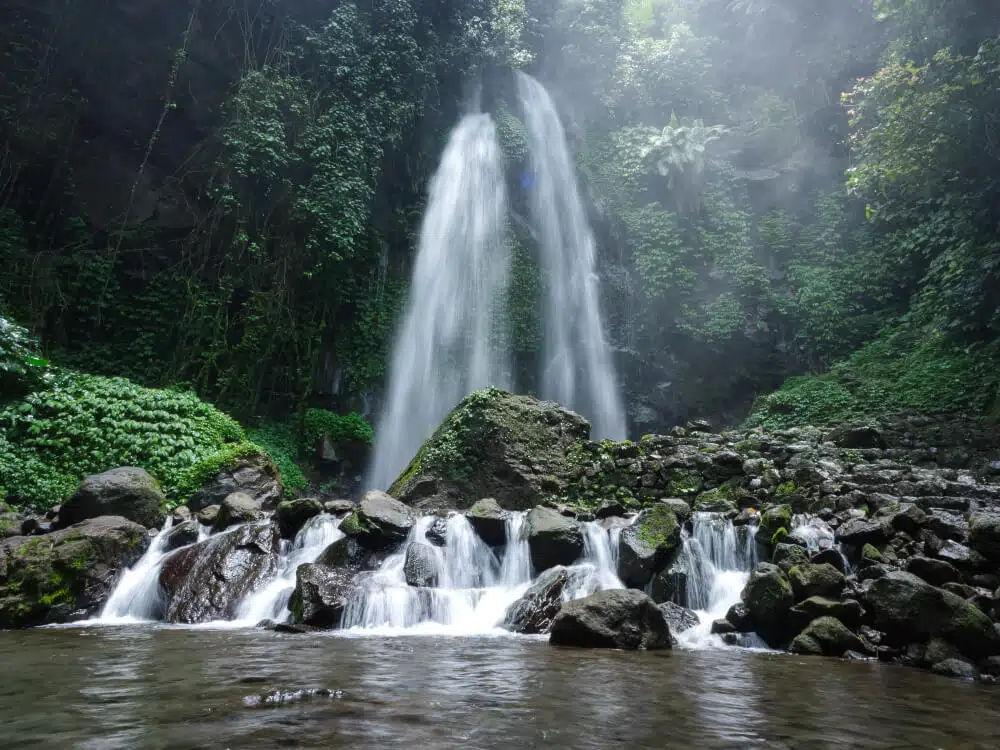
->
<box><xmin>865</xmin><ymin>571</ymin><xmax>1000</xmax><ymax>660</ymax></box>
<box><xmin>789</xmin><ymin>596</ymin><xmax>865</xmax><ymax>630</ymax></box>
<box><xmin>549</xmin><ymin>589</ymin><xmax>672</xmax><ymax>650</ymax></box>
<box><xmin>789</xmin><ymin>617</ymin><xmax>864</xmax><ymax>657</ymax></box>
<box><xmin>526</xmin><ymin>506</ymin><xmax>583</xmax><ymax>572</ymax></box>
<box><xmin>341</xmin><ymin>491</ymin><xmax>416</xmax><ymax>549</ymax></box>
<box><xmin>0</xmin><ymin>516</ymin><xmax>149</xmax><ymax>628</ymax></box>
<box><xmin>617</xmin><ymin>505</ymin><xmax>681</xmax><ymax>588</ymax></box>
<box><xmin>740</xmin><ymin>562</ymin><xmax>795</xmax><ymax>647</ymax></box>
<box><xmin>465</xmin><ymin>498</ymin><xmax>508</xmax><ymax>546</ymax></box>
<box><xmin>289</xmin><ymin>563</ymin><xmax>360</xmax><ymax>628</ymax></box>
<box><xmin>757</xmin><ymin>504</ymin><xmax>792</xmax><ymax>545</ymax></box>
<box><xmin>159</xmin><ymin>521</ymin><xmax>281</xmax><ymax>623</ymax></box>
<box><xmin>388</xmin><ymin>388</ymin><xmax>590</xmax><ymax>511</ymax></box>
<box><xmin>788</xmin><ymin>563</ymin><xmax>845</xmax><ymax>601</ymax></box>
<box><xmin>58</xmin><ymin>467</ymin><xmax>166</xmax><ymax>530</ymax></box>
<box><xmin>188</xmin><ymin>453</ymin><xmax>282</xmax><ymax>511</ymax></box>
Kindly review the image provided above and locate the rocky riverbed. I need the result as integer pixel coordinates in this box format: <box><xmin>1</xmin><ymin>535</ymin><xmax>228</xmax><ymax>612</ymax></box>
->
<box><xmin>2</xmin><ymin>388</ymin><xmax>999</xmax><ymax>682</ymax></box>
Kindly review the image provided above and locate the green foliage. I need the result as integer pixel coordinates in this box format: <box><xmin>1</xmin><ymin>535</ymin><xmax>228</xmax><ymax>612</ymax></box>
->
<box><xmin>246</xmin><ymin>423</ymin><xmax>309</xmax><ymax>495</ymax></box>
<box><xmin>303</xmin><ymin>409</ymin><xmax>374</xmax><ymax>450</ymax></box>
<box><xmin>0</xmin><ymin>372</ymin><xmax>255</xmax><ymax>508</ymax></box>
<box><xmin>0</xmin><ymin>310</ymin><xmax>51</xmax><ymax>398</ymax></box>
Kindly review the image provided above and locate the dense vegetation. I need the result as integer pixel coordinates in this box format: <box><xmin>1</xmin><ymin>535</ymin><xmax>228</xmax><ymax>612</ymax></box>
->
<box><xmin>2</xmin><ymin>0</ymin><xmax>999</xmax><ymax>481</ymax></box>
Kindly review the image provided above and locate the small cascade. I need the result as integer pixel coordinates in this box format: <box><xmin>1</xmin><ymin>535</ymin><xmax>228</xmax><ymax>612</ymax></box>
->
<box><xmin>790</xmin><ymin>513</ymin><xmax>850</xmax><ymax>573</ymax></box>
<box><xmin>235</xmin><ymin>514</ymin><xmax>345</xmax><ymax>624</ymax></box>
<box><xmin>564</xmin><ymin>521</ymin><xmax>626</xmax><ymax>599</ymax></box>
<box><xmin>498</xmin><ymin>511</ymin><xmax>532</xmax><ymax>586</ymax></box>
<box><xmin>97</xmin><ymin>518</ymin><xmax>176</xmax><ymax>623</ymax></box>
<box><xmin>675</xmin><ymin>513</ymin><xmax>759</xmax><ymax>649</ymax></box>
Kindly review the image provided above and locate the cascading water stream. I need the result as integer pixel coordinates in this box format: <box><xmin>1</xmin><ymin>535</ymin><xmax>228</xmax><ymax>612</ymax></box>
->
<box><xmin>98</xmin><ymin>518</ymin><xmax>176</xmax><ymax>623</ymax></box>
<box><xmin>367</xmin><ymin>113</ymin><xmax>511</xmax><ymax>491</ymax></box>
<box><xmin>234</xmin><ymin>514</ymin><xmax>345</xmax><ymax>624</ymax></box>
<box><xmin>674</xmin><ymin>513</ymin><xmax>760</xmax><ymax>649</ymax></box>
<box><xmin>515</xmin><ymin>72</ymin><xmax>627</xmax><ymax>441</ymax></box>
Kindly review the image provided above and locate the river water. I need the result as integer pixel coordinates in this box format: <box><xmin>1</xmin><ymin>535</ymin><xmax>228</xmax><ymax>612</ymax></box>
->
<box><xmin>2</xmin><ymin>627</ymin><xmax>997</xmax><ymax>749</ymax></box>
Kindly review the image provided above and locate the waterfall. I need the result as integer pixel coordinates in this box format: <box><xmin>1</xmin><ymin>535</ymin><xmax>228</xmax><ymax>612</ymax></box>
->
<box><xmin>674</xmin><ymin>513</ymin><xmax>760</xmax><ymax>649</ymax></box>
<box><xmin>97</xmin><ymin>518</ymin><xmax>176</xmax><ymax>622</ymax></box>
<box><xmin>367</xmin><ymin>113</ymin><xmax>511</xmax><ymax>491</ymax></box>
<box><xmin>234</xmin><ymin>514</ymin><xmax>345</xmax><ymax>624</ymax></box>
<box><xmin>341</xmin><ymin>512</ymin><xmax>624</xmax><ymax>634</ymax></box>
<box><xmin>516</xmin><ymin>72</ymin><xmax>627</xmax><ymax>441</ymax></box>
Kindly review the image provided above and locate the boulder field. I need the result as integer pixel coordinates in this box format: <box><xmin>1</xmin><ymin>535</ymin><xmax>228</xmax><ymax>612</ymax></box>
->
<box><xmin>3</xmin><ymin>387</ymin><xmax>1000</xmax><ymax>680</ymax></box>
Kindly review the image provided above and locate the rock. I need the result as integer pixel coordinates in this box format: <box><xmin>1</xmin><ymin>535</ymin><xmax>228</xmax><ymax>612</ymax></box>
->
<box><xmin>789</xmin><ymin>616</ymin><xmax>864</xmax><ymax>657</ymax></box>
<box><xmin>425</xmin><ymin>517</ymin><xmax>448</xmax><ymax>546</ymax></box>
<box><xmin>0</xmin><ymin>516</ymin><xmax>149</xmax><ymax>628</ymax></box>
<box><xmin>526</xmin><ymin>506</ymin><xmax>583</xmax><ymax>572</ymax></box>
<box><xmin>388</xmin><ymin>389</ymin><xmax>591</xmax><ymax>511</ymax></box>
<box><xmin>58</xmin><ymin>467</ymin><xmax>166</xmax><ymax>529</ymax></box>
<box><xmin>549</xmin><ymin>589</ymin><xmax>672</xmax><ymax>650</ymax></box>
<box><xmin>341</xmin><ymin>491</ymin><xmax>416</xmax><ymax>549</ymax></box>
<box><xmin>160</xmin><ymin>522</ymin><xmax>281</xmax><ymax>623</ymax></box>
<box><xmin>860</xmin><ymin>543</ymin><xmax>883</xmax><ymax>564</ymax></box>
<box><xmin>275</xmin><ymin>498</ymin><xmax>324</xmax><ymax>539</ymax></box>
<box><xmin>758</xmin><ymin>504</ymin><xmax>793</xmax><ymax>546</ymax></box>
<box><xmin>725</xmin><ymin>601</ymin><xmax>753</xmax><ymax>631</ymax></box>
<box><xmin>930</xmin><ymin>658</ymin><xmax>978</xmax><ymax>680</ymax></box>
<box><xmin>465</xmin><ymin>498</ymin><xmax>508</xmax><ymax>546</ymax></box>
<box><xmin>188</xmin><ymin>453</ymin><xmax>281</xmax><ymax>511</ymax></box>
<box><xmin>594</xmin><ymin>499</ymin><xmax>629</xmax><ymax>520</ymax></box>
<box><xmin>660</xmin><ymin>498</ymin><xmax>692</xmax><ymax>524</ymax></box>
<box><xmin>659</xmin><ymin>600</ymin><xmax>699</xmax><ymax>635</ymax></box>
<box><xmin>905</xmin><ymin>556</ymin><xmax>962</xmax><ymax>587</ymax></box>
<box><xmin>865</xmin><ymin>571</ymin><xmax>1000</xmax><ymax>660</ymax></box>
<box><xmin>215</xmin><ymin>492</ymin><xmax>265</xmax><ymax>530</ymax></box>
<box><xmin>789</xmin><ymin>596</ymin><xmax>865</xmax><ymax>630</ymax></box>
<box><xmin>617</xmin><ymin>505</ymin><xmax>681</xmax><ymax>588</ymax></box>
<box><xmin>828</xmin><ymin>424</ymin><xmax>885</xmax><ymax>449</ymax></box>
<box><xmin>740</xmin><ymin>562</ymin><xmax>795</xmax><ymax>647</ymax></box>
<box><xmin>772</xmin><ymin>543</ymin><xmax>810</xmax><ymax>573</ymax></box>
<box><xmin>197</xmin><ymin>505</ymin><xmax>220</xmax><ymax>525</ymax></box>
<box><xmin>171</xmin><ymin>506</ymin><xmax>192</xmax><ymax>524</ymax></box>
<box><xmin>889</xmin><ymin>504</ymin><xmax>926</xmax><ymax>536</ymax></box>
<box><xmin>788</xmin><ymin>563</ymin><xmax>846</xmax><ymax>601</ymax></box>
<box><xmin>810</xmin><ymin>548</ymin><xmax>847</xmax><ymax>574</ymax></box>
<box><xmin>925</xmin><ymin>510</ymin><xmax>968</xmax><ymax>542</ymax></box>
<box><xmin>711</xmin><ymin>618</ymin><xmax>736</xmax><ymax>635</ymax></box>
<box><xmin>924</xmin><ymin>637</ymin><xmax>963</xmax><ymax>665</ymax></box>
<box><xmin>288</xmin><ymin>563</ymin><xmax>359</xmax><ymax>628</ymax></box>
<box><xmin>0</xmin><ymin>511</ymin><xmax>24</xmax><ymax>539</ymax></box>
<box><xmin>163</xmin><ymin>520</ymin><xmax>199</xmax><ymax>551</ymax></box>
<box><xmin>969</xmin><ymin>513</ymin><xmax>1000</xmax><ymax>561</ymax></box>
<box><xmin>403</xmin><ymin>542</ymin><xmax>438</xmax><ymax>588</ymax></box>
<box><xmin>934</xmin><ymin>539</ymin><xmax>972</xmax><ymax>566</ymax></box>
<box><xmin>503</xmin><ymin>566</ymin><xmax>582</xmax><ymax>634</ymax></box>
<box><xmin>648</xmin><ymin>558</ymin><xmax>690</xmax><ymax>605</ymax></box>
<box><xmin>323</xmin><ymin>499</ymin><xmax>355</xmax><ymax>515</ymax></box>
<box><xmin>836</xmin><ymin>517</ymin><xmax>889</xmax><ymax>547</ymax></box>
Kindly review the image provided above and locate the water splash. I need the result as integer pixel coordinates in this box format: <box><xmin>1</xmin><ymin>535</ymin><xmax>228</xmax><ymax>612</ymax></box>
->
<box><xmin>675</xmin><ymin>513</ymin><xmax>759</xmax><ymax>649</ymax></box>
<box><xmin>367</xmin><ymin>113</ymin><xmax>510</xmax><ymax>490</ymax></box>
<box><xmin>516</xmin><ymin>72</ymin><xmax>626</xmax><ymax>441</ymax></box>
<box><xmin>235</xmin><ymin>514</ymin><xmax>345</xmax><ymax>624</ymax></box>
<box><xmin>97</xmin><ymin>519</ymin><xmax>176</xmax><ymax>623</ymax></box>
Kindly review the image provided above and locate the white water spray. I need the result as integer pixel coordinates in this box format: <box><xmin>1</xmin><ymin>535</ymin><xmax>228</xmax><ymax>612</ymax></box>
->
<box><xmin>516</xmin><ymin>72</ymin><xmax>627</xmax><ymax>441</ymax></box>
<box><xmin>367</xmin><ymin>113</ymin><xmax>511</xmax><ymax>490</ymax></box>
<box><xmin>97</xmin><ymin>519</ymin><xmax>176</xmax><ymax>623</ymax></box>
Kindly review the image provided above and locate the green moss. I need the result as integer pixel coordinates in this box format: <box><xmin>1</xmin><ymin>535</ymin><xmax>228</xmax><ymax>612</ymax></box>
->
<box><xmin>636</xmin><ymin>504</ymin><xmax>681</xmax><ymax>550</ymax></box>
<box><xmin>667</xmin><ymin>471</ymin><xmax>703</xmax><ymax>497</ymax></box>
<box><xmin>861</xmin><ymin>543</ymin><xmax>883</xmax><ymax>563</ymax></box>
<box><xmin>775</xmin><ymin>480</ymin><xmax>796</xmax><ymax>496</ymax></box>
<box><xmin>771</xmin><ymin>527</ymin><xmax>789</xmax><ymax>545</ymax></box>
<box><xmin>38</xmin><ymin>587</ymin><xmax>73</xmax><ymax>607</ymax></box>
<box><xmin>734</xmin><ymin>440</ymin><xmax>762</xmax><ymax>453</ymax></box>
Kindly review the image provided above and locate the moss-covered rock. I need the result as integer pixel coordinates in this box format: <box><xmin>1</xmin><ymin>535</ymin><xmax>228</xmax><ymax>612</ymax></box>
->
<box><xmin>789</xmin><ymin>596</ymin><xmax>865</xmax><ymax>630</ymax></box>
<box><xmin>772</xmin><ymin>542</ymin><xmax>810</xmax><ymax>573</ymax></box>
<box><xmin>0</xmin><ymin>516</ymin><xmax>149</xmax><ymax>628</ymax></box>
<box><xmin>788</xmin><ymin>563</ymin><xmax>845</xmax><ymax>601</ymax></box>
<box><xmin>549</xmin><ymin>589</ymin><xmax>671</xmax><ymax>650</ymax></box>
<box><xmin>341</xmin><ymin>491</ymin><xmax>416</xmax><ymax>550</ymax></box>
<box><xmin>388</xmin><ymin>388</ymin><xmax>590</xmax><ymax>511</ymax></box>
<box><xmin>617</xmin><ymin>505</ymin><xmax>681</xmax><ymax>588</ymax></box>
<box><xmin>758</xmin><ymin>504</ymin><xmax>793</xmax><ymax>545</ymax></box>
<box><xmin>741</xmin><ymin>562</ymin><xmax>795</xmax><ymax>647</ymax></box>
<box><xmin>58</xmin><ymin>467</ymin><xmax>166</xmax><ymax>530</ymax></box>
<box><xmin>969</xmin><ymin>512</ymin><xmax>1000</xmax><ymax>561</ymax></box>
<box><xmin>789</xmin><ymin>616</ymin><xmax>864</xmax><ymax>657</ymax></box>
<box><xmin>275</xmin><ymin>498</ymin><xmax>324</xmax><ymax>539</ymax></box>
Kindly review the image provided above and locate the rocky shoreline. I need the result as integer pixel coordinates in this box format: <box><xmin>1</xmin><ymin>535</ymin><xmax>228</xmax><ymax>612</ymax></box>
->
<box><xmin>2</xmin><ymin>388</ymin><xmax>999</xmax><ymax>682</ymax></box>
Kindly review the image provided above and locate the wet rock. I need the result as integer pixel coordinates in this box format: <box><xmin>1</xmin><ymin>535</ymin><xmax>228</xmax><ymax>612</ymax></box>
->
<box><xmin>403</xmin><ymin>542</ymin><xmax>438</xmax><ymax>588</ymax></box>
<box><xmin>789</xmin><ymin>596</ymin><xmax>865</xmax><ymax>630</ymax></box>
<box><xmin>758</xmin><ymin>505</ymin><xmax>792</xmax><ymax>546</ymax></box>
<box><xmin>810</xmin><ymin>548</ymin><xmax>847</xmax><ymax>574</ymax></box>
<box><xmin>617</xmin><ymin>505</ymin><xmax>681</xmax><ymax>588</ymax></box>
<box><xmin>889</xmin><ymin>504</ymin><xmax>926</xmax><ymax>536</ymax></box>
<box><xmin>725</xmin><ymin>601</ymin><xmax>753</xmax><ymax>632</ymax></box>
<box><xmin>526</xmin><ymin>506</ymin><xmax>583</xmax><ymax>572</ymax></box>
<box><xmin>905</xmin><ymin>556</ymin><xmax>961</xmax><ymax>587</ymax></box>
<box><xmin>924</xmin><ymin>637</ymin><xmax>963</xmax><ymax>666</ymax></box>
<box><xmin>648</xmin><ymin>558</ymin><xmax>689</xmax><ymax>605</ymax></box>
<box><xmin>741</xmin><ymin>562</ymin><xmax>795</xmax><ymax>647</ymax></box>
<box><xmin>659</xmin><ymin>600</ymin><xmax>699</xmax><ymax>635</ymax></box>
<box><xmin>160</xmin><ymin>522</ymin><xmax>281</xmax><ymax>623</ymax></box>
<box><xmin>197</xmin><ymin>505</ymin><xmax>221</xmax><ymax>525</ymax></box>
<box><xmin>388</xmin><ymin>390</ymin><xmax>590</xmax><ymax>511</ymax></box>
<box><xmin>934</xmin><ymin>540</ymin><xmax>972</xmax><ymax>567</ymax></box>
<box><xmin>594</xmin><ymin>499</ymin><xmax>629</xmax><ymax>520</ymax></box>
<box><xmin>215</xmin><ymin>492</ymin><xmax>265</xmax><ymax>530</ymax></box>
<box><xmin>163</xmin><ymin>520</ymin><xmax>199</xmax><ymax>551</ymax></box>
<box><xmin>171</xmin><ymin>506</ymin><xmax>192</xmax><ymax>524</ymax></box>
<box><xmin>660</xmin><ymin>498</ymin><xmax>692</xmax><ymax>524</ymax></box>
<box><xmin>323</xmin><ymin>499</ymin><xmax>355</xmax><ymax>516</ymax></box>
<box><xmin>828</xmin><ymin>424</ymin><xmax>886</xmax><ymax>449</ymax></box>
<box><xmin>465</xmin><ymin>498</ymin><xmax>508</xmax><ymax>546</ymax></box>
<box><xmin>0</xmin><ymin>516</ymin><xmax>149</xmax><ymax>628</ymax></box>
<box><xmin>836</xmin><ymin>517</ymin><xmax>889</xmax><ymax>547</ymax></box>
<box><xmin>288</xmin><ymin>563</ymin><xmax>360</xmax><ymax>628</ymax></box>
<box><xmin>711</xmin><ymin>618</ymin><xmax>736</xmax><ymax>635</ymax></box>
<box><xmin>58</xmin><ymin>467</ymin><xmax>166</xmax><ymax>529</ymax></box>
<box><xmin>503</xmin><ymin>566</ymin><xmax>581</xmax><ymax>634</ymax></box>
<box><xmin>925</xmin><ymin>510</ymin><xmax>968</xmax><ymax>542</ymax></box>
<box><xmin>865</xmin><ymin>571</ymin><xmax>1000</xmax><ymax>660</ymax></box>
<box><xmin>549</xmin><ymin>589</ymin><xmax>672</xmax><ymax>650</ymax></box>
<box><xmin>930</xmin><ymin>658</ymin><xmax>978</xmax><ymax>680</ymax></box>
<box><xmin>275</xmin><ymin>498</ymin><xmax>324</xmax><ymax>539</ymax></box>
<box><xmin>789</xmin><ymin>563</ymin><xmax>845</xmax><ymax>601</ymax></box>
<box><xmin>860</xmin><ymin>543</ymin><xmax>883</xmax><ymax>564</ymax></box>
<box><xmin>789</xmin><ymin>617</ymin><xmax>864</xmax><ymax>656</ymax></box>
<box><xmin>188</xmin><ymin>453</ymin><xmax>281</xmax><ymax>511</ymax></box>
<box><xmin>969</xmin><ymin>513</ymin><xmax>1000</xmax><ymax>561</ymax></box>
<box><xmin>243</xmin><ymin>687</ymin><xmax>345</xmax><ymax>707</ymax></box>
<box><xmin>341</xmin><ymin>491</ymin><xmax>416</xmax><ymax>549</ymax></box>
<box><xmin>772</xmin><ymin>543</ymin><xmax>810</xmax><ymax>573</ymax></box>
<box><xmin>425</xmin><ymin>517</ymin><xmax>448</xmax><ymax>547</ymax></box>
